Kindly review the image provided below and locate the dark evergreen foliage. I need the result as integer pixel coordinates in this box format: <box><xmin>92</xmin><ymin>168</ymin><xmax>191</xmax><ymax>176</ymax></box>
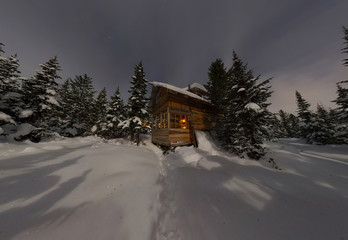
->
<box><xmin>278</xmin><ymin>110</ymin><xmax>298</xmax><ymax>138</ymax></box>
<box><xmin>104</xmin><ymin>87</ymin><xmax>126</xmax><ymax>139</ymax></box>
<box><xmin>205</xmin><ymin>59</ymin><xmax>228</xmax><ymax>111</ymax></box>
<box><xmin>220</xmin><ymin>51</ymin><xmax>273</xmax><ymax>159</ymax></box>
<box><xmin>342</xmin><ymin>26</ymin><xmax>348</xmax><ymax>67</ymax></box>
<box><xmin>122</xmin><ymin>62</ymin><xmax>149</xmax><ymax>145</ymax></box>
<box><xmin>68</xmin><ymin>74</ymin><xmax>96</xmax><ymax>136</ymax></box>
<box><xmin>332</xmin><ymin>81</ymin><xmax>348</xmax><ymax>143</ymax></box>
<box><xmin>311</xmin><ymin>104</ymin><xmax>336</xmax><ymax>144</ymax></box>
<box><xmin>0</xmin><ymin>54</ymin><xmax>23</xmax><ymax>124</ymax></box>
<box><xmin>93</xmin><ymin>88</ymin><xmax>108</xmax><ymax>136</ymax></box>
<box><xmin>295</xmin><ymin>91</ymin><xmax>315</xmax><ymax>142</ymax></box>
<box><xmin>0</xmin><ymin>46</ymin><xmax>21</xmax><ymax>134</ymax></box>
<box><xmin>22</xmin><ymin>56</ymin><xmax>61</xmax><ymax>129</ymax></box>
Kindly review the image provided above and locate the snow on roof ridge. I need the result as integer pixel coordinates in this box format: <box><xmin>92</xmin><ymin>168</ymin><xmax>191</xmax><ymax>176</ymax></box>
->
<box><xmin>186</xmin><ymin>83</ymin><xmax>207</xmax><ymax>92</ymax></box>
<box><xmin>150</xmin><ymin>81</ymin><xmax>210</xmax><ymax>102</ymax></box>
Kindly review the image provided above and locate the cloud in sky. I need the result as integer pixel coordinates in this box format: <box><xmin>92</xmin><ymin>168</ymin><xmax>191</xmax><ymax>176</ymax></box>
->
<box><xmin>1</xmin><ymin>0</ymin><xmax>347</xmax><ymax>113</ymax></box>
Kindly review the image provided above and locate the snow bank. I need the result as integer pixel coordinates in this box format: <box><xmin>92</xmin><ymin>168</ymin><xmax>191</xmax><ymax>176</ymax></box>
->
<box><xmin>8</xmin><ymin>123</ymin><xmax>37</xmax><ymax>139</ymax></box>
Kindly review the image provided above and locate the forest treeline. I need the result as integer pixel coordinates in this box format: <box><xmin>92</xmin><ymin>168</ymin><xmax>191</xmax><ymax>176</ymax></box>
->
<box><xmin>0</xmin><ymin>27</ymin><xmax>347</xmax><ymax>159</ymax></box>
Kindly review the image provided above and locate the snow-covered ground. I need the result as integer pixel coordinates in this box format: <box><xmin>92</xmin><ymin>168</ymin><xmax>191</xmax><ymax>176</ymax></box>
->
<box><xmin>0</xmin><ymin>137</ymin><xmax>161</xmax><ymax>240</ymax></box>
<box><xmin>1</xmin><ymin>133</ymin><xmax>348</xmax><ymax>240</ymax></box>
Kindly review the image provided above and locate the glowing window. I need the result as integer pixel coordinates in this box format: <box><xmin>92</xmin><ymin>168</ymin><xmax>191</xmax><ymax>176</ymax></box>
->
<box><xmin>170</xmin><ymin>114</ymin><xmax>189</xmax><ymax>129</ymax></box>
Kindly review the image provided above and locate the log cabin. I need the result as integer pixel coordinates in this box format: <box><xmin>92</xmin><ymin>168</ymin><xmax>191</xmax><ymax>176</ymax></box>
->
<box><xmin>150</xmin><ymin>81</ymin><xmax>215</xmax><ymax>147</ymax></box>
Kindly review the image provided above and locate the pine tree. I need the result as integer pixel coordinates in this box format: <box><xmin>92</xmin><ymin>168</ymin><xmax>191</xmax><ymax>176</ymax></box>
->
<box><xmin>278</xmin><ymin>110</ymin><xmax>299</xmax><ymax>138</ymax></box>
<box><xmin>311</xmin><ymin>104</ymin><xmax>336</xmax><ymax>144</ymax></box>
<box><xmin>221</xmin><ymin>51</ymin><xmax>272</xmax><ymax>159</ymax></box>
<box><xmin>67</xmin><ymin>74</ymin><xmax>96</xmax><ymax>136</ymax></box>
<box><xmin>0</xmin><ymin>55</ymin><xmax>23</xmax><ymax>118</ymax></box>
<box><xmin>22</xmin><ymin>56</ymin><xmax>61</xmax><ymax>130</ymax></box>
<box><xmin>0</xmin><ymin>45</ymin><xmax>24</xmax><ymax>135</ymax></box>
<box><xmin>342</xmin><ymin>26</ymin><xmax>348</xmax><ymax>67</ymax></box>
<box><xmin>55</xmin><ymin>78</ymin><xmax>75</xmax><ymax>136</ymax></box>
<box><xmin>0</xmin><ymin>43</ymin><xmax>4</xmax><ymax>55</ymax></box>
<box><xmin>104</xmin><ymin>87</ymin><xmax>126</xmax><ymax>139</ymax></box>
<box><xmin>332</xmin><ymin>81</ymin><xmax>348</xmax><ymax>143</ymax></box>
<box><xmin>92</xmin><ymin>88</ymin><xmax>108</xmax><ymax>136</ymax></box>
<box><xmin>205</xmin><ymin>59</ymin><xmax>229</xmax><ymax>111</ymax></box>
<box><xmin>122</xmin><ymin>62</ymin><xmax>149</xmax><ymax>145</ymax></box>
<box><xmin>295</xmin><ymin>91</ymin><xmax>316</xmax><ymax>143</ymax></box>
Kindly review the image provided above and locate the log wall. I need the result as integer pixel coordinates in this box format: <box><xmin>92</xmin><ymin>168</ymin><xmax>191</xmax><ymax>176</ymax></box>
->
<box><xmin>151</xmin><ymin>86</ymin><xmax>215</xmax><ymax>146</ymax></box>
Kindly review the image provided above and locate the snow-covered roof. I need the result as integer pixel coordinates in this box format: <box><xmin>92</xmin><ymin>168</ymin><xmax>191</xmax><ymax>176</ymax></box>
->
<box><xmin>183</xmin><ymin>83</ymin><xmax>207</xmax><ymax>93</ymax></box>
<box><xmin>150</xmin><ymin>82</ymin><xmax>210</xmax><ymax>102</ymax></box>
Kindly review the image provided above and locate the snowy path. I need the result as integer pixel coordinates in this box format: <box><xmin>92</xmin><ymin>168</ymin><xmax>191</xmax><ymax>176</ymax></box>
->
<box><xmin>157</xmin><ymin>133</ymin><xmax>348</xmax><ymax>240</ymax></box>
<box><xmin>0</xmin><ymin>138</ymin><xmax>161</xmax><ymax>240</ymax></box>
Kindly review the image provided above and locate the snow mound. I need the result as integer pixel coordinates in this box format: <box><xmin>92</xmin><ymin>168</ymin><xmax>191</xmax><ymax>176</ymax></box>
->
<box><xmin>19</xmin><ymin>110</ymin><xmax>33</xmax><ymax>118</ymax></box>
<box><xmin>0</xmin><ymin>111</ymin><xmax>15</xmax><ymax>123</ymax></box>
<box><xmin>244</xmin><ymin>102</ymin><xmax>261</xmax><ymax>111</ymax></box>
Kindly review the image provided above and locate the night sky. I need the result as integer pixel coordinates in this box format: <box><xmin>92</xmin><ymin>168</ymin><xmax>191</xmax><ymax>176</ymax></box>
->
<box><xmin>1</xmin><ymin>0</ymin><xmax>347</xmax><ymax>113</ymax></box>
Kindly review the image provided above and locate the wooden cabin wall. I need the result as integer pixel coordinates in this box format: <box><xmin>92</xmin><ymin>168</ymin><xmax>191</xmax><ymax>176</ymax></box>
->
<box><xmin>167</xmin><ymin>91</ymin><xmax>214</xmax><ymax>131</ymax></box>
<box><xmin>151</xmin><ymin>86</ymin><xmax>216</xmax><ymax>147</ymax></box>
<box><xmin>168</xmin><ymin>129</ymin><xmax>191</xmax><ymax>146</ymax></box>
<box><xmin>151</xmin><ymin>87</ymin><xmax>170</xmax><ymax>146</ymax></box>
<box><xmin>152</xmin><ymin>129</ymin><xmax>170</xmax><ymax>146</ymax></box>
<box><xmin>152</xmin><ymin>87</ymin><xmax>169</xmax><ymax>115</ymax></box>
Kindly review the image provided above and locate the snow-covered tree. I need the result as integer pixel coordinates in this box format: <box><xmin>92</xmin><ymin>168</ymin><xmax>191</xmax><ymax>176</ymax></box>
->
<box><xmin>278</xmin><ymin>110</ymin><xmax>299</xmax><ymax>138</ymax></box>
<box><xmin>342</xmin><ymin>26</ymin><xmax>348</xmax><ymax>67</ymax></box>
<box><xmin>311</xmin><ymin>104</ymin><xmax>336</xmax><ymax>144</ymax></box>
<box><xmin>0</xmin><ymin>45</ymin><xmax>24</xmax><ymax>135</ymax></box>
<box><xmin>92</xmin><ymin>88</ymin><xmax>108</xmax><ymax>136</ymax></box>
<box><xmin>103</xmin><ymin>87</ymin><xmax>126</xmax><ymax>139</ymax></box>
<box><xmin>22</xmin><ymin>56</ymin><xmax>61</xmax><ymax>130</ymax></box>
<box><xmin>221</xmin><ymin>51</ymin><xmax>272</xmax><ymax>159</ymax></box>
<box><xmin>121</xmin><ymin>62</ymin><xmax>149</xmax><ymax>145</ymax></box>
<box><xmin>67</xmin><ymin>74</ymin><xmax>96</xmax><ymax>136</ymax></box>
<box><xmin>0</xmin><ymin>54</ymin><xmax>22</xmax><ymax>114</ymax></box>
<box><xmin>55</xmin><ymin>78</ymin><xmax>74</xmax><ymax>135</ymax></box>
<box><xmin>295</xmin><ymin>91</ymin><xmax>316</xmax><ymax>143</ymax></box>
<box><xmin>332</xmin><ymin>81</ymin><xmax>348</xmax><ymax>144</ymax></box>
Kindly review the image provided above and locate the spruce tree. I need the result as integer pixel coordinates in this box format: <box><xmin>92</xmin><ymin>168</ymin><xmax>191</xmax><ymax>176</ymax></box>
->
<box><xmin>0</xmin><ymin>55</ymin><xmax>23</xmax><ymax>119</ymax></box>
<box><xmin>0</xmin><ymin>43</ymin><xmax>4</xmax><ymax>55</ymax></box>
<box><xmin>222</xmin><ymin>51</ymin><xmax>272</xmax><ymax>159</ymax></box>
<box><xmin>312</xmin><ymin>104</ymin><xmax>335</xmax><ymax>144</ymax></box>
<box><xmin>56</xmin><ymin>78</ymin><xmax>75</xmax><ymax>136</ymax></box>
<box><xmin>123</xmin><ymin>62</ymin><xmax>149</xmax><ymax>145</ymax></box>
<box><xmin>22</xmin><ymin>56</ymin><xmax>61</xmax><ymax>130</ymax></box>
<box><xmin>205</xmin><ymin>59</ymin><xmax>228</xmax><ymax>111</ymax></box>
<box><xmin>104</xmin><ymin>87</ymin><xmax>126</xmax><ymax>139</ymax></box>
<box><xmin>68</xmin><ymin>74</ymin><xmax>96</xmax><ymax>136</ymax></box>
<box><xmin>93</xmin><ymin>88</ymin><xmax>108</xmax><ymax>136</ymax></box>
<box><xmin>278</xmin><ymin>110</ymin><xmax>299</xmax><ymax>138</ymax></box>
<box><xmin>0</xmin><ymin>45</ymin><xmax>24</xmax><ymax>135</ymax></box>
<box><xmin>342</xmin><ymin>26</ymin><xmax>348</xmax><ymax>67</ymax></box>
<box><xmin>332</xmin><ymin>81</ymin><xmax>348</xmax><ymax>143</ymax></box>
<box><xmin>295</xmin><ymin>91</ymin><xmax>316</xmax><ymax>143</ymax></box>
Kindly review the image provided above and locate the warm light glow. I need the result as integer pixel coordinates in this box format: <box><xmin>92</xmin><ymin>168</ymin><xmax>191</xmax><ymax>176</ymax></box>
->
<box><xmin>183</xmin><ymin>126</ymin><xmax>186</xmax><ymax>129</ymax></box>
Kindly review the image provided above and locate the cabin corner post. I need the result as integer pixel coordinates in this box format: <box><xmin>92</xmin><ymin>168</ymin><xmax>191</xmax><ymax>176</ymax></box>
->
<box><xmin>167</xmin><ymin>106</ymin><xmax>170</xmax><ymax>129</ymax></box>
